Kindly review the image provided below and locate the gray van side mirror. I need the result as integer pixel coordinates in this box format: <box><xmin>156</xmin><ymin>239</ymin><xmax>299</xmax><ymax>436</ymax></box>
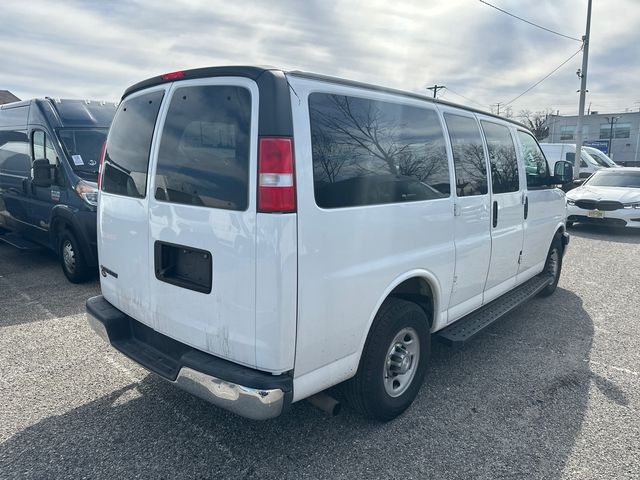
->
<box><xmin>32</xmin><ymin>159</ymin><xmax>53</xmax><ymax>187</ymax></box>
<box><xmin>553</xmin><ymin>160</ymin><xmax>573</xmax><ymax>184</ymax></box>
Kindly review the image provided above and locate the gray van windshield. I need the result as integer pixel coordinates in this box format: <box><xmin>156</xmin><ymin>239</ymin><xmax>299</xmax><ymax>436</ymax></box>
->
<box><xmin>58</xmin><ymin>128</ymin><xmax>108</xmax><ymax>174</ymax></box>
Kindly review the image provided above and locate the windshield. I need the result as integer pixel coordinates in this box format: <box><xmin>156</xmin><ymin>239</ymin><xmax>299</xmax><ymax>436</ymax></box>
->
<box><xmin>585</xmin><ymin>171</ymin><xmax>640</xmax><ymax>188</ymax></box>
<box><xmin>580</xmin><ymin>151</ymin><xmax>600</xmax><ymax>168</ymax></box>
<box><xmin>585</xmin><ymin>148</ymin><xmax>617</xmax><ymax>167</ymax></box>
<box><xmin>58</xmin><ymin>128</ymin><xmax>108</xmax><ymax>174</ymax></box>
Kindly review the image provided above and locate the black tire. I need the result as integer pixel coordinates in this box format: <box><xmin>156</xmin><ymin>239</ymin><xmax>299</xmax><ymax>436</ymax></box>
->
<box><xmin>58</xmin><ymin>229</ymin><xmax>91</xmax><ymax>283</ymax></box>
<box><xmin>343</xmin><ymin>297</ymin><xmax>430</xmax><ymax>421</ymax></box>
<box><xmin>538</xmin><ymin>235</ymin><xmax>563</xmax><ymax>297</ymax></box>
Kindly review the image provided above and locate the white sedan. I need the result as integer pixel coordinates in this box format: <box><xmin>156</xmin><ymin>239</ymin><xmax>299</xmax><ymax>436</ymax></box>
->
<box><xmin>566</xmin><ymin>168</ymin><xmax>640</xmax><ymax>228</ymax></box>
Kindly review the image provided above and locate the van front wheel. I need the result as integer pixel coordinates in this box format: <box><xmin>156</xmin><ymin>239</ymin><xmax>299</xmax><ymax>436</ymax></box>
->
<box><xmin>58</xmin><ymin>230</ymin><xmax>90</xmax><ymax>283</ymax></box>
<box><xmin>343</xmin><ymin>298</ymin><xmax>430</xmax><ymax>421</ymax></box>
<box><xmin>538</xmin><ymin>235</ymin><xmax>563</xmax><ymax>297</ymax></box>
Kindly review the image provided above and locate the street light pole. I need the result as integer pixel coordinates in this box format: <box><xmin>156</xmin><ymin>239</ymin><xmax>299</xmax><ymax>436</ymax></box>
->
<box><xmin>574</xmin><ymin>0</ymin><xmax>592</xmax><ymax>178</ymax></box>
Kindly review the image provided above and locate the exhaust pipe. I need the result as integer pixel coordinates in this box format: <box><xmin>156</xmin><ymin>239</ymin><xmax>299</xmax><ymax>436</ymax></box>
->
<box><xmin>307</xmin><ymin>392</ymin><xmax>341</xmax><ymax>416</ymax></box>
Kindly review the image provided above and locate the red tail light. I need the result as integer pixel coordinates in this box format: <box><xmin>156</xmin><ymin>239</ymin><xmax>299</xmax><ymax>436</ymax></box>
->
<box><xmin>258</xmin><ymin>138</ymin><xmax>296</xmax><ymax>213</ymax></box>
<box><xmin>161</xmin><ymin>70</ymin><xmax>185</xmax><ymax>81</ymax></box>
<box><xmin>98</xmin><ymin>141</ymin><xmax>106</xmax><ymax>189</ymax></box>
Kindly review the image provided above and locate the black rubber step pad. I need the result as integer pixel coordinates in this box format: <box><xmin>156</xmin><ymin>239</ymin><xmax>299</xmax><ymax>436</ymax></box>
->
<box><xmin>435</xmin><ymin>275</ymin><xmax>553</xmax><ymax>347</ymax></box>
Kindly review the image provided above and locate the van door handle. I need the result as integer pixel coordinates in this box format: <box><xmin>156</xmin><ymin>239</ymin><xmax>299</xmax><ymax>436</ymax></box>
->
<box><xmin>492</xmin><ymin>200</ymin><xmax>498</xmax><ymax>228</ymax></box>
<box><xmin>524</xmin><ymin>196</ymin><xmax>529</xmax><ymax>220</ymax></box>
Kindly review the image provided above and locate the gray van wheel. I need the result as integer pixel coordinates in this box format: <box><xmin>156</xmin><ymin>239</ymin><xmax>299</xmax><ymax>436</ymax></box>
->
<box><xmin>538</xmin><ymin>236</ymin><xmax>563</xmax><ymax>297</ymax></box>
<box><xmin>58</xmin><ymin>230</ymin><xmax>90</xmax><ymax>283</ymax></box>
<box><xmin>342</xmin><ymin>297</ymin><xmax>430</xmax><ymax>421</ymax></box>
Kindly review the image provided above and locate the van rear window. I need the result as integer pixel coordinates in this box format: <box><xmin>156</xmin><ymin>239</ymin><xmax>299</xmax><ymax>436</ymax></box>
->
<box><xmin>102</xmin><ymin>90</ymin><xmax>164</xmax><ymax>198</ymax></box>
<box><xmin>309</xmin><ymin>93</ymin><xmax>450</xmax><ymax>209</ymax></box>
<box><xmin>153</xmin><ymin>86</ymin><xmax>251</xmax><ymax>211</ymax></box>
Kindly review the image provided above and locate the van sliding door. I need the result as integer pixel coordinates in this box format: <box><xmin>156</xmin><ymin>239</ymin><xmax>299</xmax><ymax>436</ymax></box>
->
<box><xmin>441</xmin><ymin>111</ymin><xmax>492</xmax><ymax>321</ymax></box>
<box><xmin>479</xmin><ymin>119</ymin><xmax>525</xmax><ymax>303</ymax></box>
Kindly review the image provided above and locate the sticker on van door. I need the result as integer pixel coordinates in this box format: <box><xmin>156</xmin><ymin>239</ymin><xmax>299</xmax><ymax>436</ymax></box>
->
<box><xmin>51</xmin><ymin>190</ymin><xmax>61</xmax><ymax>202</ymax></box>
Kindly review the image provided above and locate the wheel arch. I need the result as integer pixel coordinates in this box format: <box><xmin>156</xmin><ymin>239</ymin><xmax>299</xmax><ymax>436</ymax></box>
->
<box><xmin>49</xmin><ymin>205</ymin><xmax>97</xmax><ymax>265</ymax></box>
<box><xmin>355</xmin><ymin>270</ymin><xmax>441</xmax><ymax>367</ymax></box>
<box><xmin>49</xmin><ymin>208</ymin><xmax>75</xmax><ymax>251</ymax></box>
<box><xmin>553</xmin><ymin>221</ymin><xmax>569</xmax><ymax>253</ymax></box>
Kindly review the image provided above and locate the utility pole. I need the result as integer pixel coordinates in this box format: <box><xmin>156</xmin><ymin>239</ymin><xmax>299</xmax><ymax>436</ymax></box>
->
<box><xmin>427</xmin><ymin>84</ymin><xmax>446</xmax><ymax>99</ymax></box>
<box><xmin>606</xmin><ymin>116</ymin><xmax>620</xmax><ymax>159</ymax></box>
<box><xmin>634</xmin><ymin>121</ymin><xmax>640</xmax><ymax>165</ymax></box>
<box><xmin>492</xmin><ymin>103</ymin><xmax>502</xmax><ymax>115</ymax></box>
<box><xmin>574</xmin><ymin>0</ymin><xmax>592</xmax><ymax>177</ymax></box>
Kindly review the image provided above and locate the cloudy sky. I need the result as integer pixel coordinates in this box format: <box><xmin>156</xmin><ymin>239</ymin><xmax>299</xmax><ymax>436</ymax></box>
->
<box><xmin>1</xmin><ymin>0</ymin><xmax>639</xmax><ymax>116</ymax></box>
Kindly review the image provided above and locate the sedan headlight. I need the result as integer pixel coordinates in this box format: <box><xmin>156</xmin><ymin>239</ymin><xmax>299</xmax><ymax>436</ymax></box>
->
<box><xmin>566</xmin><ymin>199</ymin><xmax>576</xmax><ymax>206</ymax></box>
<box><xmin>75</xmin><ymin>180</ymin><xmax>98</xmax><ymax>206</ymax></box>
<box><xmin>623</xmin><ymin>202</ymin><xmax>640</xmax><ymax>209</ymax></box>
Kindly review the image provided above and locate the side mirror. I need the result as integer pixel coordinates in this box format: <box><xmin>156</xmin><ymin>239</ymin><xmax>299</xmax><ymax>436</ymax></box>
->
<box><xmin>32</xmin><ymin>159</ymin><xmax>53</xmax><ymax>187</ymax></box>
<box><xmin>553</xmin><ymin>160</ymin><xmax>574</xmax><ymax>184</ymax></box>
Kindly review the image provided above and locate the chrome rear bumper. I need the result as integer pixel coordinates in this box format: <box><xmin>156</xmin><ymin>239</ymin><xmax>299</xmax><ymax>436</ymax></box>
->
<box><xmin>86</xmin><ymin>295</ymin><xmax>291</xmax><ymax>420</ymax></box>
<box><xmin>174</xmin><ymin>368</ymin><xmax>285</xmax><ymax>420</ymax></box>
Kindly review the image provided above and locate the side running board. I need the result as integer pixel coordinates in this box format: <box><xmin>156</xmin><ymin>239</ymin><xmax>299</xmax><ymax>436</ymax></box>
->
<box><xmin>0</xmin><ymin>232</ymin><xmax>42</xmax><ymax>250</ymax></box>
<box><xmin>435</xmin><ymin>275</ymin><xmax>553</xmax><ymax>347</ymax></box>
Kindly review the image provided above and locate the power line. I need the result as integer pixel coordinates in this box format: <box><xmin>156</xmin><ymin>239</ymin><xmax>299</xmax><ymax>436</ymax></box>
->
<box><xmin>504</xmin><ymin>46</ymin><xmax>583</xmax><ymax>106</ymax></box>
<box><xmin>444</xmin><ymin>87</ymin><xmax>488</xmax><ymax>109</ymax></box>
<box><xmin>478</xmin><ymin>0</ymin><xmax>583</xmax><ymax>42</ymax></box>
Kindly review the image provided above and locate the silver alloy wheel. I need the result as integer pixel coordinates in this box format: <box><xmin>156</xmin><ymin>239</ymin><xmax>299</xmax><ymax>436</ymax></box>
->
<box><xmin>383</xmin><ymin>327</ymin><xmax>420</xmax><ymax>398</ymax></box>
<box><xmin>62</xmin><ymin>240</ymin><xmax>76</xmax><ymax>274</ymax></box>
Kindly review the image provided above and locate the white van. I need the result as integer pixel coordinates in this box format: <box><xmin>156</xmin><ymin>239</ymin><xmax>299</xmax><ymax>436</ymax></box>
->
<box><xmin>87</xmin><ymin>67</ymin><xmax>573</xmax><ymax>421</ymax></box>
<box><xmin>540</xmin><ymin>143</ymin><xmax>601</xmax><ymax>178</ymax></box>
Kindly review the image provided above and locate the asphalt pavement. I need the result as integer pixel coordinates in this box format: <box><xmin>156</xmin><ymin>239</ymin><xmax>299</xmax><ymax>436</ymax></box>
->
<box><xmin>1</xmin><ymin>225</ymin><xmax>639</xmax><ymax>479</ymax></box>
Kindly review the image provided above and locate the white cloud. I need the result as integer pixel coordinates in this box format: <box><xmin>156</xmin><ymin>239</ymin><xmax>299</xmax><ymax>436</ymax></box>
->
<box><xmin>1</xmin><ymin>0</ymin><xmax>638</xmax><ymax>115</ymax></box>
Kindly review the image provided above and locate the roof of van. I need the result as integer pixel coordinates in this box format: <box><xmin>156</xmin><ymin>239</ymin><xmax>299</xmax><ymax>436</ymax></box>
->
<box><xmin>41</xmin><ymin>98</ymin><xmax>117</xmax><ymax>128</ymax></box>
<box><xmin>0</xmin><ymin>98</ymin><xmax>117</xmax><ymax>128</ymax></box>
<box><xmin>122</xmin><ymin>66</ymin><xmax>528</xmax><ymax>129</ymax></box>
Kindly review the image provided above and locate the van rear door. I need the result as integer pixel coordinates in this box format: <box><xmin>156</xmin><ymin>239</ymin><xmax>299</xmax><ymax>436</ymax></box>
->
<box><xmin>146</xmin><ymin>78</ymin><xmax>259</xmax><ymax>368</ymax></box>
<box><xmin>99</xmin><ymin>87</ymin><xmax>166</xmax><ymax>325</ymax></box>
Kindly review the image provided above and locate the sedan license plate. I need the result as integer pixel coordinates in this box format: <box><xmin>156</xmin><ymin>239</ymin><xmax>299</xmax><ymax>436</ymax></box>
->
<box><xmin>588</xmin><ymin>209</ymin><xmax>604</xmax><ymax>219</ymax></box>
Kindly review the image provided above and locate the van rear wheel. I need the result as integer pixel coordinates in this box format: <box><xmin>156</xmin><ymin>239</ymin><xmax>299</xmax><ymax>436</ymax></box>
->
<box><xmin>58</xmin><ymin>230</ymin><xmax>90</xmax><ymax>283</ymax></box>
<box><xmin>343</xmin><ymin>297</ymin><xmax>430</xmax><ymax>421</ymax></box>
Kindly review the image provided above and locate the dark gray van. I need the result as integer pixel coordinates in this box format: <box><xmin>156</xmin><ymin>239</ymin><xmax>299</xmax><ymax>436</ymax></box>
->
<box><xmin>0</xmin><ymin>98</ymin><xmax>116</xmax><ymax>282</ymax></box>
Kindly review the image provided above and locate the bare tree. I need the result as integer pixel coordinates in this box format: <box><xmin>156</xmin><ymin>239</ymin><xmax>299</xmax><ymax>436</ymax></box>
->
<box><xmin>311</xmin><ymin>128</ymin><xmax>350</xmax><ymax>183</ymax></box>
<box><xmin>311</xmin><ymin>95</ymin><xmax>446</xmax><ymax>184</ymax></box>
<box><xmin>519</xmin><ymin>110</ymin><xmax>550</xmax><ymax>140</ymax></box>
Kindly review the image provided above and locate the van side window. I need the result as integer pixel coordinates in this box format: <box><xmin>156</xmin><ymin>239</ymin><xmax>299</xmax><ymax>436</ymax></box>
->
<box><xmin>517</xmin><ymin>131</ymin><xmax>548</xmax><ymax>188</ymax></box>
<box><xmin>0</xmin><ymin>130</ymin><xmax>30</xmax><ymax>176</ymax></box>
<box><xmin>102</xmin><ymin>90</ymin><xmax>164</xmax><ymax>198</ymax></box>
<box><xmin>154</xmin><ymin>86</ymin><xmax>251</xmax><ymax>211</ymax></box>
<box><xmin>32</xmin><ymin>130</ymin><xmax>57</xmax><ymax>166</ymax></box>
<box><xmin>309</xmin><ymin>93</ymin><xmax>450</xmax><ymax>209</ymax></box>
<box><xmin>443</xmin><ymin>113</ymin><xmax>488</xmax><ymax>196</ymax></box>
<box><xmin>481</xmin><ymin>121</ymin><xmax>519</xmax><ymax>193</ymax></box>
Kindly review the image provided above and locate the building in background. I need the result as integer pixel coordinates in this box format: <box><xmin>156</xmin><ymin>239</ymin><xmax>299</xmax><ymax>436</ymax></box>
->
<box><xmin>544</xmin><ymin>111</ymin><xmax>640</xmax><ymax>166</ymax></box>
<box><xmin>0</xmin><ymin>90</ymin><xmax>20</xmax><ymax>105</ymax></box>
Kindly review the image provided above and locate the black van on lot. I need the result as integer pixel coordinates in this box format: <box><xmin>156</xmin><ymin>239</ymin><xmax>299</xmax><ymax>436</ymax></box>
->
<box><xmin>0</xmin><ymin>98</ymin><xmax>116</xmax><ymax>282</ymax></box>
